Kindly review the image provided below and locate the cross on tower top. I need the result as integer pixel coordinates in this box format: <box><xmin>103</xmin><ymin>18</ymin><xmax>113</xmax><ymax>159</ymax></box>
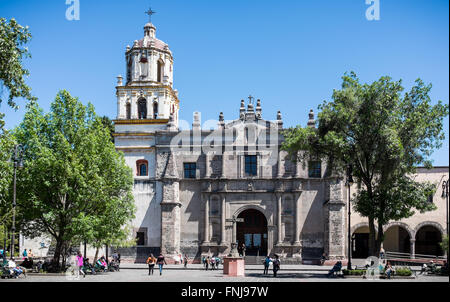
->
<box><xmin>145</xmin><ymin>7</ymin><xmax>156</xmax><ymax>23</ymax></box>
<box><xmin>248</xmin><ymin>95</ymin><xmax>254</xmax><ymax>105</ymax></box>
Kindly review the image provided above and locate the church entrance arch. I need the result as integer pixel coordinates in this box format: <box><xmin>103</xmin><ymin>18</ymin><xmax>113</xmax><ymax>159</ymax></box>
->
<box><xmin>236</xmin><ymin>209</ymin><xmax>268</xmax><ymax>256</ymax></box>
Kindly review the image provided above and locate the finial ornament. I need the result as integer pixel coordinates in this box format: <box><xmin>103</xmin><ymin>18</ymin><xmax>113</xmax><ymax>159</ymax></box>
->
<box><xmin>145</xmin><ymin>7</ymin><xmax>156</xmax><ymax>23</ymax></box>
<box><xmin>248</xmin><ymin>95</ymin><xmax>254</xmax><ymax>105</ymax></box>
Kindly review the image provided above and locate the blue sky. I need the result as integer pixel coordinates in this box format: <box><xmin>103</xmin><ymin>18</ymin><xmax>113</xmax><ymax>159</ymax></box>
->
<box><xmin>1</xmin><ymin>0</ymin><xmax>448</xmax><ymax>165</ymax></box>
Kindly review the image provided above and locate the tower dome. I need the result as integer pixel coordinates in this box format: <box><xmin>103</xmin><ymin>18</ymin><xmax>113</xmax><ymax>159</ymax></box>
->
<box><xmin>115</xmin><ymin>9</ymin><xmax>179</xmax><ymax>128</ymax></box>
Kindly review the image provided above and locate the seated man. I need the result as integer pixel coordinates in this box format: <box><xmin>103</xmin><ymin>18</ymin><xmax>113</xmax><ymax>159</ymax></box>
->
<box><xmin>320</xmin><ymin>253</ymin><xmax>327</xmax><ymax>265</ymax></box>
<box><xmin>327</xmin><ymin>261</ymin><xmax>342</xmax><ymax>277</ymax></box>
<box><xmin>384</xmin><ymin>262</ymin><xmax>394</xmax><ymax>279</ymax></box>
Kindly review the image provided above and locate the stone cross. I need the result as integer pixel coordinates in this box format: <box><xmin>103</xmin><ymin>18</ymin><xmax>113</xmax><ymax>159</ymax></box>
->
<box><xmin>226</xmin><ymin>216</ymin><xmax>244</xmax><ymax>257</ymax></box>
<box><xmin>145</xmin><ymin>8</ymin><xmax>156</xmax><ymax>23</ymax></box>
<box><xmin>248</xmin><ymin>95</ymin><xmax>254</xmax><ymax>105</ymax></box>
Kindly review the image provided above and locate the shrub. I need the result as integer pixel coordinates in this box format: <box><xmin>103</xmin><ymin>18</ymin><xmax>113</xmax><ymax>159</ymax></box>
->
<box><xmin>343</xmin><ymin>269</ymin><xmax>366</xmax><ymax>276</ymax></box>
<box><xmin>394</xmin><ymin>267</ymin><xmax>412</xmax><ymax>276</ymax></box>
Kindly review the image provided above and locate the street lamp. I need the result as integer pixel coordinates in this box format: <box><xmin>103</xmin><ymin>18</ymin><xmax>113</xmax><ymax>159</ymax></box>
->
<box><xmin>346</xmin><ymin>164</ymin><xmax>354</xmax><ymax>271</ymax></box>
<box><xmin>442</xmin><ymin>179</ymin><xmax>449</xmax><ymax>264</ymax></box>
<box><xmin>10</xmin><ymin>144</ymin><xmax>24</xmax><ymax>260</ymax></box>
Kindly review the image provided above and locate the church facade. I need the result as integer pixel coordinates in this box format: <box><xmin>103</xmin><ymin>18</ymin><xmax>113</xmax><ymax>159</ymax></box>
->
<box><xmin>111</xmin><ymin>20</ymin><xmax>449</xmax><ymax>263</ymax></box>
<box><xmin>20</xmin><ymin>18</ymin><xmax>448</xmax><ymax>263</ymax></box>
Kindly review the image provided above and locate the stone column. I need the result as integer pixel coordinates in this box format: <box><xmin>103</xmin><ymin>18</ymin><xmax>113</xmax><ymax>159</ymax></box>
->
<box><xmin>203</xmin><ymin>195</ymin><xmax>210</xmax><ymax>243</ymax></box>
<box><xmin>276</xmin><ymin>193</ymin><xmax>283</xmax><ymax>244</ymax></box>
<box><xmin>323</xmin><ymin>179</ymin><xmax>346</xmax><ymax>260</ymax></box>
<box><xmin>410</xmin><ymin>239</ymin><xmax>416</xmax><ymax>259</ymax></box>
<box><xmin>160</xmin><ymin>180</ymin><xmax>182</xmax><ymax>257</ymax></box>
<box><xmin>232</xmin><ymin>219</ymin><xmax>237</xmax><ymax>245</ymax></box>
<box><xmin>294</xmin><ymin>193</ymin><xmax>301</xmax><ymax>244</ymax></box>
<box><xmin>277</xmin><ymin>150</ymin><xmax>283</xmax><ymax>178</ymax></box>
<box><xmin>220</xmin><ymin>194</ymin><xmax>226</xmax><ymax>245</ymax></box>
<box><xmin>221</xmin><ymin>153</ymin><xmax>226</xmax><ymax>178</ymax></box>
<box><xmin>205</xmin><ymin>154</ymin><xmax>211</xmax><ymax>178</ymax></box>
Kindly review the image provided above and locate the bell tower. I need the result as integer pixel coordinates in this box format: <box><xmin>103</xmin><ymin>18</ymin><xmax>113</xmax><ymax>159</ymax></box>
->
<box><xmin>114</xmin><ymin>10</ymin><xmax>179</xmax><ymax>128</ymax></box>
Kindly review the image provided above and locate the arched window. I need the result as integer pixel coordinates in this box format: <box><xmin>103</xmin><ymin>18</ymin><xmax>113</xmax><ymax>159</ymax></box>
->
<box><xmin>157</xmin><ymin>60</ymin><xmax>164</xmax><ymax>82</ymax></box>
<box><xmin>153</xmin><ymin>102</ymin><xmax>158</xmax><ymax>119</ymax></box>
<box><xmin>126</xmin><ymin>103</ymin><xmax>131</xmax><ymax>119</ymax></box>
<box><xmin>138</xmin><ymin>98</ymin><xmax>147</xmax><ymax>119</ymax></box>
<box><xmin>136</xmin><ymin>160</ymin><xmax>148</xmax><ymax>176</ymax></box>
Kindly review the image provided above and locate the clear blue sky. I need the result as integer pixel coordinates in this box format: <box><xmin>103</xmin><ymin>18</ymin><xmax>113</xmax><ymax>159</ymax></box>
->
<box><xmin>1</xmin><ymin>0</ymin><xmax>448</xmax><ymax>165</ymax></box>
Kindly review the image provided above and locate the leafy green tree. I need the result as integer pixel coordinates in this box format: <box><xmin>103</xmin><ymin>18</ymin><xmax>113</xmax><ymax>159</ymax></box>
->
<box><xmin>0</xmin><ymin>17</ymin><xmax>36</xmax><ymax>109</ymax></box>
<box><xmin>100</xmin><ymin>116</ymin><xmax>115</xmax><ymax>143</ymax></box>
<box><xmin>440</xmin><ymin>236</ymin><xmax>448</xmax><ymax>255</ymax></box>
<box><xmin>14</xmin><ymin>90</ymin><xmax>135</xmax><ymax>270</ymax></box>
<box><xmin>282</xmin><ymin>72</ymin><xmax>449</xmax><ymax>256</ymax></box>
<box><xmin>0</xmin><ymin>17</ymin><xmax>35</xmax><ymax>245</ymax></box>
<box><xmin>0</xmin><ymin>120</ymin><xmax>15</xmax><ymax>249</ymax></box>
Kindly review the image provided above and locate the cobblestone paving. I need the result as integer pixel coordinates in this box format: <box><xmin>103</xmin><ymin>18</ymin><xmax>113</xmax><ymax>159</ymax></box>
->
<box><xmin>1</xmin><ymin>266</ymin><xmax>448</xmax><ymax>282</ymax></box>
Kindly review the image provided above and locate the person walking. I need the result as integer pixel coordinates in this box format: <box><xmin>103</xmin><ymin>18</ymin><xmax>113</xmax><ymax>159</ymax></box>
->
<box><xmin>22</xmin><ymin>249</ymin><xmax>27</xmax><ymax>260</ymax></box>
<box><xmin>184</xmin><ymin>255</ymin><xmax>188</xmax><ymax>269</ymax></box>
<box><xmin>263</xmin><ymin>256</ymin><xmax>271</xmax><ymax>275</ymax></box>
<box><xmin>76</xmin><ymin>251</ymin><xmax>85</xmax><ymax>278</ymax></box>
<box><xmin>272</xmin><ymin>255</ymin><xmax>280</xmax><ymax>277</ymax></box>
<box><xmin>205</xmin><ymin>256</ymin><xmax>210</xmax><ymax>271</ymax></box>
<box><xmin>146</xmin><ymin>253</ymin><xmax>156</xmax><ymax>275</ymax></box>
<box><xmin>157</xmin><ymin>253</ymin><xmax>167</xmax><ymax>275</ymax></box>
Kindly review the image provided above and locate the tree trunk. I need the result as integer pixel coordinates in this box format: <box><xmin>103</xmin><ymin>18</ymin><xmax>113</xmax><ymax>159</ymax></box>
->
<box><xmin>368</xmin><ymin>218</ymin><xmax>377</xmax><ymax>256</ymax></box>
<box><xmin>94</xmin><ymin>247</ymin><xmax>99</xmax><ymax>263</ymax></box>
<box><xmin>61</xmin><ymin>243</ymin><xmax>67</xmax><ymax>270</ymax></box>
<box><xmin>53</xmin><ymin>238</ymin><xmax>64</xmax><ymax>272</ymax></box>
<box><xmin>375</xmin><ymin>221</ymin><xmax>384</xmax><ymax>257</ymax></box>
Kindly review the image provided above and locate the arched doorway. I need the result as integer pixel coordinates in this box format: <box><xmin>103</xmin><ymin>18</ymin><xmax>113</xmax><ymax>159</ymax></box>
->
<box><xmin>383</xmin><ymin>225</ymin><xmax>411</xmax><ymax>254</ymax></box>
<box><xmin>352</xmin><ymin>225</ymin><xmax>370</xmax><ymax>259</ymax></box>
<box><xmin>237</xmin><ymin>209</ymin><xmax>268</xmax><ymax>256</ymax></box>
<box><xmin>415</xmin><ymin>225</ymin><xmax>443</xmax><ymax>256</ymax></box>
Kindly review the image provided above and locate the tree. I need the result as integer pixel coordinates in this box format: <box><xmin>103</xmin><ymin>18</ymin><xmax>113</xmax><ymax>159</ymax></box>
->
<box><xmin>0</xmin><ymin>17</ymin><xmax>35</xmax><ymax>248</ymax></box>
<box><xmin>282</xmin><ymin>72</ymin><xmax>449</xmax><ymax>256</ymax></box>
<box><xmin>0</xmin><ymin>17</ymin><xmax>36</xmax><ymax>109</ymax></box>
<box><xmin>100</xmin><ymin>116</ymin><xmax>115</xmax><ymax>143</ymax></box>
<box><xmin>0</xmin><ymin>118</ymin><xmax>15</xmax><ymax>252</ymax></box>
<box><xmin>13</xmin><ymin>90</ymin><xmax>135</xmax><ymax>270</ymax></box>
<box><xmin>440</xmin><ymin>236</ymin><xmax>448</xmax><ymax>255</ymax></box>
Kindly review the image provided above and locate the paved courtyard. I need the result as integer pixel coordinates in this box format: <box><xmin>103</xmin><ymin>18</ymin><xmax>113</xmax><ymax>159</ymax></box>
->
<box><xmin>1</xmin><ymin>264</ymin><xmax>448</xmax><ymax>282</ymax></box>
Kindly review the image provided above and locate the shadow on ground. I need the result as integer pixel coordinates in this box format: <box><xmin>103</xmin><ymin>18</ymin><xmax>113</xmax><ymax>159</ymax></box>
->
<box><xmin>245</xmin><ymin>273</ymin><xmax>341</xmax><ymax>279</ymax></box>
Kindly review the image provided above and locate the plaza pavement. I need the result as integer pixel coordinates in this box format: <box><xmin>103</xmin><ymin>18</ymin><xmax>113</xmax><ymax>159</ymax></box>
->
<box><xmin>1</xmin><ymin>264</ymin><xmax>448</xmax><ymax>282</ymax></box>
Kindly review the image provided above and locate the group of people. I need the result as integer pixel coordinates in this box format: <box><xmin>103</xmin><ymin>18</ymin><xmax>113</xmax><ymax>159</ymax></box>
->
<box><xmin>202</xmin><ymin>256</ymin><xmax>221</xmax><ymax>270</ymax></box>
<box><xmin>0</xmin><ymin>258</ymin><xmax>25</xmax><ymax>278</ymax></box>
<box><xmin>73</xmin><ymin>250</ymin><xmax>121</xmax><ymax>278</ymax></box>
<box><xmin>22</xmin><ymin>249</ymin><xmax>34</xmax><ymax>260</ymax></box>
<box><xmin>262</xmin><ymin>255</ymin><xmax>281</xmax><ymax>277</ymax></box>
<box><xmin>146</xmin><ymin>253</ymin><xmax>167</xmax><ymax>275</ymax></box>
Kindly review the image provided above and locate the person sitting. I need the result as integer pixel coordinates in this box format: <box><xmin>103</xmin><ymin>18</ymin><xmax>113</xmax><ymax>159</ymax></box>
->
<box><xmin>101</xmin><ymin>257</ymin><xmax>108</xmax><ymax>271</ymax></box>
<box><xmin>327</xmin><ymin>261</ymin><xmax>342</xmax><ymax>277</ymax></box>
<box><xmin>384</xmin><ymin>262</ymin><xmax>393</xmax><ymax>279</ymax></box>
<box><xmin>320</xmin><ymin>253</ymin><xmax>327</xmax><ymax>265</ymax></box>
<box><xmin>96</xmin><ymin>258</ymin><xmax>106</xmax><ymax>272</ymax></box>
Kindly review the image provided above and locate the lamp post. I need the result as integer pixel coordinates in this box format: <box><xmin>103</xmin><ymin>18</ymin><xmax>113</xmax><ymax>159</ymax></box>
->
<box><xmin>442</xmin><ymin>179</ymin><xmax>449</xmax><ymax>264</ymax></box>
<box><xmin>346</xmin><ymin>164</ymin><xmax>354</xmax><ymax>271</ymax></box>
<box><xmin>10</xmin><ymin>144</ymin><xmax>24</xmax><ymax>259</ymax></box>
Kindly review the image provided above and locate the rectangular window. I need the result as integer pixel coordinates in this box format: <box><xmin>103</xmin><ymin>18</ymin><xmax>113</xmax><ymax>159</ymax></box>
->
<box><xmin>308</xmin><ymin>161</ymin><xmax>321</xmax><ymax>178</ymax></box>
<box><xmin>136</xmin><ymin>232</ymin><xmax>145</xmax><ymax>246</ymax></box>
<box><xmin>184</xmin><ymin>163</ymin><xmax>197</xmax><ymax>179</ymax></box>
<box><xmin>245</xmin><ymin>155</ymin><xmax>258</xmax><ymax>176</ymax></box>
<box><xmin>427</xmin><ymin>194</ymin><xmax>433</xmax><ymax>204</ymax></box>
